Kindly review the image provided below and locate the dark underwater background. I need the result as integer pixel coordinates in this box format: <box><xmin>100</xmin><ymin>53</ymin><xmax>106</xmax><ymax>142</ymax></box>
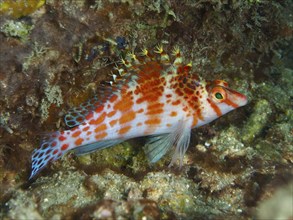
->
<box><xmin>0</xmin><ymin>0</ymin><xmax>292</xmax><ymax>219</ymax></box>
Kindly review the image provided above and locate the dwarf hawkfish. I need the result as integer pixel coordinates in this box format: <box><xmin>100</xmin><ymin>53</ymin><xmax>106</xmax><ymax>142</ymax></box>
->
<box><xmin>30</xmin><ymin>46</ymin><xmax>248</xmax><ymax>179</ymax></box>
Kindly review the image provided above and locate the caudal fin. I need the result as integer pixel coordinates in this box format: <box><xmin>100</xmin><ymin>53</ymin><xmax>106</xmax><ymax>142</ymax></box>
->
<box><xmin>30</xmin><ymin>132</ymin><xmax>69</xmax><ymax>179</ymax></box>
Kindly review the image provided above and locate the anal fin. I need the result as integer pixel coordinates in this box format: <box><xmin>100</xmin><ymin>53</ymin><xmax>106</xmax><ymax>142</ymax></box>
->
<box><xmin>74</xmin><ymin>140</ymin><xmax>123</xmax><ymax>155</ymax></box>
<box><xmin>144</xmin><ymin>134</ymin><xmax>173</xmax><ymax>163</ymax></box>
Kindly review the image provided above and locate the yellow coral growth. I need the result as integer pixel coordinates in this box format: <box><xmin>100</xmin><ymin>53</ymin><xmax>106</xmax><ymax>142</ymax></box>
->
<box><xmin>0</xmin><ymin>0</ymin><xmax>45</xmax><ymax>18</ymax></box>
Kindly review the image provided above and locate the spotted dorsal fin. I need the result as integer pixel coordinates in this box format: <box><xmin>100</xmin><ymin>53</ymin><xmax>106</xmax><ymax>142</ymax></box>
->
<box><xmin>65</xmin><ymin>45</ymin><xmax>193</xmax><ymax>128</ymax></box>
<box><xmin>64</xmin><ymin>85</ymin><xmax>118</xmax><ymax>128</ymax></box>
<box><xmin>64</xmin><ymin>95</ymin><xmax>100</xmax><ymax>127</ymax></box>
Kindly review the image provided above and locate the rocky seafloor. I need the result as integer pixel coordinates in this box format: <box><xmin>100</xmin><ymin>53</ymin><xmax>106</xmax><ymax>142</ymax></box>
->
<box><xmin>0</xmin><ymin>0</ymin><xmax>292</xmax><ymax>219</ymax></box>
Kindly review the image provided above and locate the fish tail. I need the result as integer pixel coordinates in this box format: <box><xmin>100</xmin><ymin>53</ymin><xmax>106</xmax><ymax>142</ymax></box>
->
<box><xmin>29</xmin><ymin>131</ymin><xmax>69</xmax><ymax>179</ymax></box>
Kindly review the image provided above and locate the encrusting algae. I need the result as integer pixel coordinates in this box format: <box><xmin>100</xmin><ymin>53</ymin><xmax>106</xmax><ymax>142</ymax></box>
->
<box><xmin>30</xmin><ymin>46</ymin><xmax>248</xmax><ymax>179</ymax></box>
<box><xmin>0</xmin><ymin>0</ymin><xmax>45</xmax><ymax>18</ymax></box>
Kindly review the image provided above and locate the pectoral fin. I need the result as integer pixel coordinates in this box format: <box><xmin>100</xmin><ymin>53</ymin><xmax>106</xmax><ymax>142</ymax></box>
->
<box><xmin>144</xmin><ymin>119</ymin><xmax>191</xmax><ymax>167</ymax></box>
<box><xmin>169</xmin><ymin>122</ymin><xmax>191</xmax><ymax>167</ymax></box>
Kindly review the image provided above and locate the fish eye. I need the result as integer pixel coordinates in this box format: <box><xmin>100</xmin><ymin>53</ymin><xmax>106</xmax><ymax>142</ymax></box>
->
<box><xmin>215</xmin><ymin>92</ymin><xmax>223</xmax><ymax>99</ymax></box>
<box><xmin>210</xmin><ymin>87</ymin><xmax>226</xmax><ymax>102</ymax></box>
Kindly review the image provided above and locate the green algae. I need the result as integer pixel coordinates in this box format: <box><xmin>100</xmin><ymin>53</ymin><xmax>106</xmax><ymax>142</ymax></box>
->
<box><xmin>241</xmin><ymin>99</ymin><xmax>272</xmax><ymax>143</ymax></box>
<box><xmin>254</xmin><ymin>140</ymin><xmax>282</xmax><ymax>161</ymax></box>
<box><xmin>0</xmin><ymin>20</ymin><xmax>33</xmax><ymax>42</ymax></box>
<box><xmin>22</xmin><ymin>42</ymin><xmax>50</xmax><ymax>71</ymax></box>
<box><xmin>40</xmin><ymin>85</ymin><xmax>63</xmax><ymax>123</ymax></box>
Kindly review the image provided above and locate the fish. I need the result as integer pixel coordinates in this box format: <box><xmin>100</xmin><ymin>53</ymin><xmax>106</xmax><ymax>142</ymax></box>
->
<box><xmin>29</xmin><ymin>45</ymin><xmax>248</xmax><ymax>179</ymax></box>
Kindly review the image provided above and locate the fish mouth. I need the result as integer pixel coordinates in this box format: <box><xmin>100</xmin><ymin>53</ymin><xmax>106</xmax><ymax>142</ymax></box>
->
<box><xmin>226</xmin><ymin>88</ymin><xmax>248</xmax><ymax>107</ymax></box>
